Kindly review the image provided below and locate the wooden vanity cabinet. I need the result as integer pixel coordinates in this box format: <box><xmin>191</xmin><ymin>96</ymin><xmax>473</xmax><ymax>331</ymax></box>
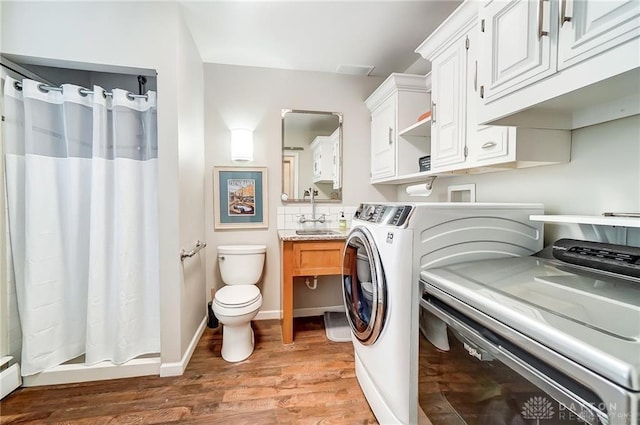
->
<box><xmin>281</xmin><ymin>239</ymin><xmax>346</xmax><ymax>344</ymax></box>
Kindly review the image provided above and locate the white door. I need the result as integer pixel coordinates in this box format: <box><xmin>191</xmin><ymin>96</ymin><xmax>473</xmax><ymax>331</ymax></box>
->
<box><xmin>431</xmin><ymin>35</ymin><xmax>468</xmax><ymax>170</ymax></box>
<box><xmin>370</xmin><ymin>97</ymin><xmax>396</xmax><ymax>181</ymax></box>
<box><xmin>282</xmin><ymin>152</ymin><xmax>299</xmax><ymax>199</ymax></box>
<box><xmin>558</xmin><ymin>0</ymin><xmax>640</xmax><ymax>69</ymax></box>
<box><xmin>479</xmin><ymin>0</ymin><xmax>558</xmax><ymax>102</ymax></box>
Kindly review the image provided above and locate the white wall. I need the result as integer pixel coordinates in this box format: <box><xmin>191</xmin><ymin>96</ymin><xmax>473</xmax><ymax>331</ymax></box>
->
<box><xmin>0</xmin><ymin>0</ymin><xmax>7</xmax><ymax>357</ymax></box>
<box><xmin>176</xmin><ymin>15</ymin><xmax>206</xmax><ymax>355</ymax></box>
<box><xmin>0</xmin><ymin>11</ymin><xmax>10</xmax><ymax>359</ymax></box>
<box><xmin>204</xmin><ymin>63</ymin><xmax>394</xmax><ymax>315</ymax></box>
<box><xmin>1</xmin><ymin>1</ymin><xmax>206</xmax><ymax>369</ymax></box>
<box><xmin>399</xmin><ymin>115</ymin><xmax>640</xmax><ymax>245</ymax></box>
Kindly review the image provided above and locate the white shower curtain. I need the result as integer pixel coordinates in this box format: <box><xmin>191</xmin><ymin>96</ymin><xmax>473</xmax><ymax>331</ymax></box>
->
<box><xmin>3</xmin><ymin>77</ymin><xmax>160</xmax><ymax>376</ymax></box>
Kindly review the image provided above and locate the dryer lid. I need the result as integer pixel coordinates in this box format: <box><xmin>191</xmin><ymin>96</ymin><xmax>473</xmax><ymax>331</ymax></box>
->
<box><xmin>215</xmin><ymin>285</ymin><xmax>261</xmax><ymax>308</ymax></box>
<box><xmin>420</xmin><ymin>256</ymin><xmax>640</xmax><ymax>391</ymax></box>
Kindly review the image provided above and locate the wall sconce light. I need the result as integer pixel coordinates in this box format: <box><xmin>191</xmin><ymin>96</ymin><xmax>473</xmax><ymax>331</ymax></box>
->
<box><xmin>231</xmin><ymin>128</ymin><xmax>253</xmax><ymax>161</ymax></box>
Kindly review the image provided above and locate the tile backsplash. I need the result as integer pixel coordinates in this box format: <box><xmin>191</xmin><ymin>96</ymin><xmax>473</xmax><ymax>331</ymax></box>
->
<box><xmin>277</xmin><ymin>205</ymin><xmax>358</xmax><ymax>230</ymax></box>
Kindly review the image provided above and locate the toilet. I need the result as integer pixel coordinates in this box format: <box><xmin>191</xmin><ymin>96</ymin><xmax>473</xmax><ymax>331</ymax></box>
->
<box><xmin>356</xmin><ymin>249</ymin><xmax>371</xmax><ymax>282</ymax></box>
<box><xmin>213</xmin><ymin>244</ymin><xmax>265</xmax><ymax>362</ymax></box>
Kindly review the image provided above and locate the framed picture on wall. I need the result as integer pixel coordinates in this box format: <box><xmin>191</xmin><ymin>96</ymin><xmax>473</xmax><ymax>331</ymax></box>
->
<box><xmin>213</xmin><ymin>166</ymin><xmax>268</xmax><ymax>229</ymax></box>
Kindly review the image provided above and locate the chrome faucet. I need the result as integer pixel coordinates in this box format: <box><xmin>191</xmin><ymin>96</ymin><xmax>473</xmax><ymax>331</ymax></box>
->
<box><xmin>299</xmin><ymin>187</ymin><xmax>326</xmax><ymax>226</ymax></box>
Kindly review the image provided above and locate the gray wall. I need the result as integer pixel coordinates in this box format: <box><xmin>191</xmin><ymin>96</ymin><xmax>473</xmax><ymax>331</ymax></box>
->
<box><xmin>203</xmin><ymin>63</ymin><xmax>394</xmax><ymax>315</ymax></box>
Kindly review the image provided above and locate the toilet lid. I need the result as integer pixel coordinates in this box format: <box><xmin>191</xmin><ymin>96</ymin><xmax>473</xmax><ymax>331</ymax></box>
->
<box><xmin>215</xmin><ymin>285</ymin><xmax>261</xmax><ymax>308</ymax></box>
<box><xmin>218</xmin><ymin>245</ymin><xmax>267</xmax><ymax>255</ymax></box>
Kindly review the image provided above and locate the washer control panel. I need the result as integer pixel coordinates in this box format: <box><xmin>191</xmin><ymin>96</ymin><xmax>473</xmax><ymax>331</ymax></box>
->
<box><xmin>354</xmin><ymin>204</ymin><xmax>413</xmax><ymax>227</ymax></box>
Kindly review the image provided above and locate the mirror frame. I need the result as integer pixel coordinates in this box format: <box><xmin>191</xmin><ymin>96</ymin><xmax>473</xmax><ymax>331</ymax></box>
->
<box><xmin>281</xmin><ymin>109</ymin><xmax>343</xmax><ymax>203</ymax></box>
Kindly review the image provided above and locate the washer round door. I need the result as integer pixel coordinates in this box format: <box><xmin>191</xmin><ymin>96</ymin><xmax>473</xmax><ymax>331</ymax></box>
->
<box><xmin>342</xmin><ymin>226</ymin><xmax>386</xmax><ymax>345</ymax></box>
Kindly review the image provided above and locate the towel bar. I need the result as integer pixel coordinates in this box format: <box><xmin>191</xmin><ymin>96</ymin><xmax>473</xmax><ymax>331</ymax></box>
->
<box><xmin>180</xmin><ymin>240</ymin><xmax>207</xmax><ymax>261</ymax></box>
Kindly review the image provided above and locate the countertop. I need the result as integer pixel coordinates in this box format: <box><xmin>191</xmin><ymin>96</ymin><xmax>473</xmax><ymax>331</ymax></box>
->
<box><xmin>278</xmin><ymin>229</ymin><xmax>348</xmax><ymax>241</ymax></box>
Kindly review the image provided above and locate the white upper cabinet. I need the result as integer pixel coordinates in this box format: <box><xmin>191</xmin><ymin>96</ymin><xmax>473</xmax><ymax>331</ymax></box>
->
<box><xmin>369</xmin><ymin>98</ymin><xmax>397</xmax><ymax>181</ymax></box>
<box><xmin>417</xmin><ymin>0</ymin><xmax>570</xmax><ymax>174</ymax></box>
<box><xmin>558</xmin><ymin>0</ymin><xmax>640</xmax><ymax>69</ymax></box>
<box><xmin>431</xmin><ymin>36</ymin><xmax>468</xmax><ymax>170</ymax></box>
<box><xmin>467</xmin><ymin>23</ymin><xmax>513</xmax><ymax>169</ymax></box>
<box><xmin>365</xmin><ymin>74</ymin><xmax>430</xmax><ymax>183</ymax></box>
<box><xmin>415</xmin><ymin>4</ymin><xmax>479</xmax><ymax>175</ymax></box>
<box><xmin>477</xmin><ymin>0</ymin><xmax>640</xmax><ymax>129</ymax></box>
<box><xmin>310</xmin><ymin>135</ymin><xmax>335</xmax><ymax>184</ymax></box>
<box><xmin>479</xmin><ymin>0</ymin><xmax>558</xmax><ymax>102</ymax></box>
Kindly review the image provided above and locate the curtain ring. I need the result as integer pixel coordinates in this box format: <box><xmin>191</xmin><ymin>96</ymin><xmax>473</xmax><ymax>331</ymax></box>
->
<box><xmin>126</xmin><ymin>92</ymin><xmax>135</xmax><ymax>101</ymax></box>
<box><xmin>13</xmin><ymin>81</ymin><xmax>22</xmax><ymax>91</ymax></box>
<box><xmin>78</xmin><ymin>87</ymin><xmax>89</xmax><ymax>97</ymax></box>
<box><xmin>37</xmin><ymin>83</ymin><xmax>48</xmax><ymax>93</ymax></box>
<box><xmin>102</xmin><ymin>89</ymin><xmax>107</xmax><ymax>99</ymax></box>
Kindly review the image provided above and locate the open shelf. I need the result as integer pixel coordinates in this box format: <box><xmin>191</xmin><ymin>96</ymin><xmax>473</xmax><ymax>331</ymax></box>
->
<box><xmin>529</xmin><ymin>215</ymin><xmax>640</xmax><ymax>228</ymax></box>
<box><xmin>530</xmin><ymin>214</ymin><xmax>639</xmax><ymax>245</ymax></box>
<box><xmin>398</xmin><ymin>116</ymin><xmax>431</xmax><ymax>138</ymax></box>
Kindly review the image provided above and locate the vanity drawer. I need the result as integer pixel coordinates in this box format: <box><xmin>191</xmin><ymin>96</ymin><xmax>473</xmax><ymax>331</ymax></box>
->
<box><xmin>292</xmin><ymin>241</ymin><xmax>345</xmax><ymax>275</ymax></box>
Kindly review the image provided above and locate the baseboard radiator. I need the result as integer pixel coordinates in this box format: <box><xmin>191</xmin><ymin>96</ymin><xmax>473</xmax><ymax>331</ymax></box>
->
<box><xmin>1</xmin><ymin>356</ymin><xmax>21</xmax><ymax>399</ymax></box>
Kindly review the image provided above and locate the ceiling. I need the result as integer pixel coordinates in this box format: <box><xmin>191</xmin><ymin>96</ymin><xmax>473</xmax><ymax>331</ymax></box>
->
<box><xmin>180</xmin><ymin>1</ymin><xmax>462</xmax><ymax>78</ymax></box>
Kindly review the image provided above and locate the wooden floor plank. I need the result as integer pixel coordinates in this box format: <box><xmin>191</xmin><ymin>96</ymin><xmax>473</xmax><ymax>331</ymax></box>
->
<box><xmin>0</xmin><ymin>317</ymin><xmax>377</xmax><ymax>424</ymax></box>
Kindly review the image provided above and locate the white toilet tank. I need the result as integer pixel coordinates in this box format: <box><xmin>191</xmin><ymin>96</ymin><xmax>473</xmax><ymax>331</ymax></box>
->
<box><xmin>218</xmin><ymin>245</ymin><xmax>266</xmax><ymax>285</ymax></box>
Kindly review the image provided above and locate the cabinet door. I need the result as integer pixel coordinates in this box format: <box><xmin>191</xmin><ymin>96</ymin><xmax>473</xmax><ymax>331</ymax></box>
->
<box><xmin>479</xmin><ymin>0</ymin><xmax>558</xmax><ymax>102</ymax></box>
<box><xmin>466</xmin><ymin>27</ymin><xmax>513</xmax><ymax>167</ymax></box>
<box><xmin>558</xmin><ymin>0</ymin><xmax>640</xmax><ymax>69</ymax></box>
<box><xmin>370</xmin><ymin>98</ymin><xmax>396</xmax><ymax>180</ymax></box>
<box><xmin>332</xmin><ymin>133</ymin><xmax>341</xmax><ymax>190</ymax></box>
<box><xmin>431</xmin><ymin>36</ymin><xmax>467</xmax><ymax>170</ymax></box>
<box><xmin>312</xmin><ymin>148</ymin><xmax>322</xmax><ymax>181</ymax></box>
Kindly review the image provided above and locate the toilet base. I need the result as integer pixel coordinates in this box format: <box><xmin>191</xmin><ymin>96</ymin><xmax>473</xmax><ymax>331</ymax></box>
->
<box><xmin>221</xmin><ymin>322</ymin><xmax>256</xmax><ymax>362</ymax></box>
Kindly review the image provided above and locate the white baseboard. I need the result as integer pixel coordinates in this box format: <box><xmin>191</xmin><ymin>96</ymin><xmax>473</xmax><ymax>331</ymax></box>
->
<box><xmin>1</xmin><ymin>363</ymin><xmax>21</xmax><ymax>399</ymax></box>
<box><xmin>255</xmin><ymin>310</ymin><xmax>280</xmax><ymax>320</ymax></box>
<box><xmin>255</xmin><ymin>305</ymin><xmax>344</xmax><ymax>321</ymax></box>
<box><xmin>159</xmin><ymin>316</ymin><xmax>207</xmax><ymax>377</ymax></box>
<box><xmin>22</xmin><ymin>357</ymin><xmax>160</xmax><ymax>387</ymax></box>
<box><xmin>21</xmin><ymin>316</ymin><xmax>208</xmax><ymax>385</ymax></box>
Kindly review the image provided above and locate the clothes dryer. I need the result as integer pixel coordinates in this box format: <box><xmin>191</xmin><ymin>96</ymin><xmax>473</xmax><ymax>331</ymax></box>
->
<box><xmin>341</xmin><ymin>202</ymin><xmax>544</xmax><ymax>424</ymax></box>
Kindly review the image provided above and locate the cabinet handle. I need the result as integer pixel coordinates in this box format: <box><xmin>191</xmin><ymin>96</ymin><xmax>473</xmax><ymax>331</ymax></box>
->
<box><xmin>388</xmin><ymin>127</ymin><xmax>393</xmax><ymax>145</ymax></box>
<box><xmin>431</xmin><ymin>102</ymin><xmax>437</xmax><ymax>123</ymax></box>
<box><xmin>482</xmin><ymin>142</ymin><xmax>497</xmax><ymax>149</ymax></box>
<box><xmin>561</xmin><ymin>0</ymin><xmax>573</xmax><ymax>24</ymax></box>
<box><xmin>474</xmin><ymin>60</ymin><xmax>478</xmax><ymax>92</ymax></box>
<box><xmin>537</xmin><ymin>0</ymin><xmax>549</xmax><ymax>40</ymax></box>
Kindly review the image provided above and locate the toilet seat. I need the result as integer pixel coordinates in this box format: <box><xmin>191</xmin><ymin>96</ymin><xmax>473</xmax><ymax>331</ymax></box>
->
<box><xmin>215</xmin><ymin>286</ymin><xmax>261</xmax><ymax>308</ymax></box>
<box><xmin>213</xmin><ymin>286</ymin><xmax>262</xmax><ymax>317</ymax></box>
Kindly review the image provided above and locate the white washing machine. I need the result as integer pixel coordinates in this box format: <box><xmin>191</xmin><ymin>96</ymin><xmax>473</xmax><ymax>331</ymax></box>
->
<box><xmin>341</xmin><ymin>202</ymin><xmax>545</xmax><ymax>424</ymax></box>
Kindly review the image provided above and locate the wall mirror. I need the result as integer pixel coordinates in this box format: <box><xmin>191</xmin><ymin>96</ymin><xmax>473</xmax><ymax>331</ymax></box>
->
<box><xmin>281</xmin><ymin>109</ymin><xmax>343</xmax><ymax>203</ymax></box>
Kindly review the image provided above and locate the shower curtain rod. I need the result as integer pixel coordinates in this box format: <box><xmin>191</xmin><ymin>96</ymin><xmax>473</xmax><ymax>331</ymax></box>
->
<box><xmin>13</xmin><ymin>80</ymin><xmax>149</xmax><ymax>100</ymax></box>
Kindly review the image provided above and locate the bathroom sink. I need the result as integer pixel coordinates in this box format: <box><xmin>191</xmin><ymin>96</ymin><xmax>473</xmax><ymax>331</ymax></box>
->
<box><xmin>295</xmin><ymin>229</ymin><xmax>341</xmax><ymax>236</ymax></box>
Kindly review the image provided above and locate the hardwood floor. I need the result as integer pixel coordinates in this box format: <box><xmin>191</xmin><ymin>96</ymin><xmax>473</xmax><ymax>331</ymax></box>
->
<box><xmin>0</xmin><ymin>317</ymin><xmax>377</xmax><ymax>424</ymax></box>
